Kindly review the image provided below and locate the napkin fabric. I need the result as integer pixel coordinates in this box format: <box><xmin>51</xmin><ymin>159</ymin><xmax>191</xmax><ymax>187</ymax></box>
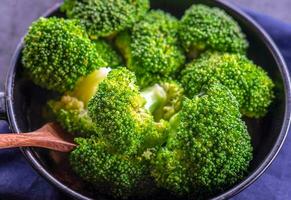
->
<box><xmin>0</xmin><ymin>8</ymin><xmax>291</xmax><ymax>200</ymax></box>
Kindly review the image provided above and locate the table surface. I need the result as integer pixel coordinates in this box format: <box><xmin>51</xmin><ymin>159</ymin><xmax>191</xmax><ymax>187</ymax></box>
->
<box><xmin>0</xmin><ymin>0</ymin><xmax>290</xmax><ymax>199</ymax></box>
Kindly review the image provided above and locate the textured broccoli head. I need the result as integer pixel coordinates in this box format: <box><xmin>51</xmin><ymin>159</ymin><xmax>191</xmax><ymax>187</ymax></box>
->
<box><xmin>179</xmin><ymin>4</ymin><xmax>248</xmax><ymax>57</ymax></box>
<box><xmin>151</xmin><ymin>84</ymin><xmax>253</xmax><ymax>197</ymax></box>
<box><xmin>180</xmin><ymin>52</ymin><xmax>274</xmax><ymax>118</ymax></box>
<box><xmin>22</xmin><ymin>17</ymin><xmax>106</xmax><ymax>93</ymax></box>
<box><xmin>88</xmin><ymin>68</ymin><xmax>167</xmax><ymax>155</ymax></box>
<box><xmin>115</xmin><ymin>10</ymin><xmax>186</xmax><ymax>88</ymax></box>
<box><xmin>61</xmin><ymin>0</ymin><xmax>150</xmax><ymax>39</ymax></box>
<box><xmin>70</xmin><ymin>68</ymin><xmax>171</xmax><ymax>198</ymax></box>
<box><xmin>48</xmin><ymin>68</ymin><xmax>111</xmax><ymax>137</ymax></box>
<box><xmin>93</xmin><ymin>40</ymin><xmax>122</xmax><ymax>68</ymax></box>
<box><xmin>70</xmin><ymin>137</ymin><xmax>149</xmax><ymax>198</ymax></box>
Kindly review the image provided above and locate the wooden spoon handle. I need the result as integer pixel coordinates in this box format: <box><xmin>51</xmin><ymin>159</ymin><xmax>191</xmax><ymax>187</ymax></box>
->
<box><xmin>0</xmin><ymin>132</ymin><xmax>76</xmax><ymax>152</ymax></box>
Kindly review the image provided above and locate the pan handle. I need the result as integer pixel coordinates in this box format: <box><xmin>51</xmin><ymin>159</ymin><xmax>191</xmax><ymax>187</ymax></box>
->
<box><xmin>0</xmin><ymin>86</ymin><xmax>6</xmax><ymax>120</ymax></box>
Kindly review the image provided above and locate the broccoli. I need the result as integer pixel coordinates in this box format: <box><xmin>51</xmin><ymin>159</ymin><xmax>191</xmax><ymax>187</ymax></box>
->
<box><xmin>88</xmin><ymin>68</ymin><xmax>168</xmax><ymax>154</ymax></box>
<box><xmin>151</xmin><ymin>81</ymin><xmax>184</xmax><ymax>121</ymax></box>
<box><xmin>115</xmin><ymin>10</ymin><xmax>186</xmax><ymax>88</ymax></box>
<box><xmin>48</xmin><ymin>68</ymin><xmax>111</xmax><ymax>137</ymax></box>
<box><xmin>70</xmin><ymin>137</ymin><xmax>149</xmax><ymax>198</ymax></box>
<box><xmin>180</xmin><ymin>52</ymin><xmax>274</xmax><ymax>118</ymax></box>
<box><xmin>61</xmin><ymin>0</ymin><xmax>150</xmax><ymax>39</ymax></box>
<box><xmin>93</xmin><ymin>40</ymin><xmax>123</xmax><ymax>68</ymax></box>
<box><xmin>151</xmin><ymin>83</ymin><xmax>253</xmax><ymax>197</ymax></box>
<box><xmin>48</xmin><ymin>66</ymin><xmax>180</xmax><ymax>140</ymax></box>
<box><xmin>48</xmin><ymin>95</ymin><xmax>100</xmax><ymax>137</ymax></box>
<box><xmin>22</xmin><ymin>17</ymin><xmax>106</xmax><ymax>93</ymax></box>
<box><xmin>70</xmin><ymin>68</ymin><xmax>170</xmax><ymax>197</ymax></box>
<box><xmin>179</xmin><ymin>4</ymin><xmax>248</xmax><ymax>57</ymax></box>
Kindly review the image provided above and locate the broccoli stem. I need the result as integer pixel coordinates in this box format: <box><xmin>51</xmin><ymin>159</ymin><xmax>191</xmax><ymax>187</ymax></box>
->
<box><xmin>69</xmin><ymin>68</ymin><xmax>112</xmax><ymax>106</ymax></box>
<box><xmin>141</xmin><ymin>84</ymin><xmax>167</xmax><ymax>114</ymax></box>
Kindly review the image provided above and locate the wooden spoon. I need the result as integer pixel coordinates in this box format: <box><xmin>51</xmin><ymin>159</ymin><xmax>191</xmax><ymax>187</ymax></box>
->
<box><xmin>0</xmin><ymin>123</ymin><xmax>76</xmax><ymax>152</ymax></box>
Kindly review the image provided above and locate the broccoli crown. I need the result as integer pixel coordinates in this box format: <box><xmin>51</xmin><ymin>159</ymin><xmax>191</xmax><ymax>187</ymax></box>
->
<box><xmin>115</xmin><ymin>10</ymin><xmax>185</xmax><ymax>88</ymax></box>
<box><xmin>70</xmin><ymin>137</ymin><xmax>148</xmax><ymax>198</ymax></box>
<box><xmin>48</xmin><ymin>68</ymin><xmax>111</xmax><ymax>137</ymax></box>
<box><xmin>179</xmin><ymin>4</ymin><xmax>248</xmax><ymax>55</ymax></box>
<box><xmin>152</xmin><ymin>84</ymin><xmax>253</xmax><ymax>197</ymax></box>
<box><xmin>180</xmin><ymin>52</ymin><xmax>274</xmax><ymax>118</ymax></box>
<box><xmin>93</xmin><ymin>40</ymin><xmax>122</xmax><ymax>68</ymax></box>
<box><xmin>88</xmin><ymin>68</ymin><xmax>165</xmax><ymax>155</ymax></box>
<box><xmin>70</xmin><ymin>68</ymin><xmax>170</xmax><ymax>197</ymax></box>
<box><xmin>61</xmin><ymin>0</ymin><xmax>150</xmax><ymax>39</ymax></box>
<box><xmin>22</xmin><ymin>17</ymin><xmax>105</xmax><ymax>93</ymax></box>
<box><xmin>48</xmin><ymin>96</ymin><xmax>99</xmax><ymax>137</ymax></box>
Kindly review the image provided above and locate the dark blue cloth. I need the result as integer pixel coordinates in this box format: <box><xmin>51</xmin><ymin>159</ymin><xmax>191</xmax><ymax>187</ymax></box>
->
<box><xmin>0</xmin><ymin>121</ymin><xmax>60</xmax><ymax>200</ymax></box>
<box><xmin>0</xmin><ymin>8</ymin><xmax>291</xmax><ymax>200</ymax></box>
<box><xmin>233</xmin><ymin>9</ymin><xmax>291</xmax><ymax>200</ymax></box>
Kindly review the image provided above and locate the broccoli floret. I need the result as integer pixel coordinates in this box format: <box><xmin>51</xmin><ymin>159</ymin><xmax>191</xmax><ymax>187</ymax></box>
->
<box><xmin>115</xmin><ymin>10</ymin><xmax>186</xmax><ymax>88</ymax></box>
<box><xmin>93</xmin><ymin>40</ymin><xmax>122</xmax><ymax>67</ymax></box>
<box><xmin>70</xmin><ymin>137</ymin><xmax>149</xmax><ymax>198</ymax></box>
<box><xmin>70</xmin><ymin>68</ymin><xmax>170</xmax><ymax>198</ymax></box>
<box><xmin>61</xmin><ymin>0</ymin><xmax>150</xmax><ymax>39</ymax></box>
<box><xmin>22</xmin><ymin>17</ymin><xmax>106</xmax><ymax>93</ymax></box>
<box><xmin>179</xmin><ymin>5</ymin><xmax>248</xmax><ymax>57</ymax></box>
<box><xmin>151</xmin><ymin>84</ymin><xmax>252</xmax><ymax>197</ymax></box>
<box><xmin>88</xmin><ymin>68</ymin><xmax>167</xmax><ymax>155</ymax></box>
<box><xmin>49</xmin><ymin>68</ymin><xmax>111</xmax><ymax>137</ymax></box>
<box><xmin>48</xmin><ymin>96</ymin><xmax>99</xmax><ymax>137</ymax></box>
<box><xmin>180</xmin><ymin>52</ymin><xmax>274</xmax><ymax>118</ymax></box>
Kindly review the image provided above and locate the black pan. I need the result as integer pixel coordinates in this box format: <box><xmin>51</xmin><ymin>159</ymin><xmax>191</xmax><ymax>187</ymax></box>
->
<box><xmin>0</xmin><ymin>0</ymin><xmax>290</xmax><ymax>199</ymax></box>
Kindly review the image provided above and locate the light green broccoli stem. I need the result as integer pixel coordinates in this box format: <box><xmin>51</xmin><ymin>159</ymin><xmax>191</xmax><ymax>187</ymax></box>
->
<box><xmin>141</xmin><ymin>84</ymin><xmax>167</xmax><ymax>114</ymax></box>
<box><xmin>69</xmin><ymin>67</ymin><xmax>111</xmax><ymax>106</ymax></box>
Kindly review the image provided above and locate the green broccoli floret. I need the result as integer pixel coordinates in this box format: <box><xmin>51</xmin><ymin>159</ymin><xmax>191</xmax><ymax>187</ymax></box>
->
<box><xmin>49</xmin><ymin>68</ymin><xmax>111</xmax><ymax>137</ymax></box>
<box><xmin>88</xmin><ymin>68</ymin><xmax>167</xmax><ymax>155</ymax></box>
<box><xmin>70</xmin><ymin>137</ymin><xmax>149</xmax><ymax>198</ymax></box>
<box><xmin>151</xmin><ymin>83</ymin><xmax>252</xmax><ymax>197</ymax></box>
<box><xmin>61</xmin><ymin>0</ymin><xmax>150</xmax><ymax>39</ymax></box>
<box><xmin>22</xmin><ymin>17</ymin><xmax>106</xmax><ymax>93</ymax></box>
<box><xmin>180</xmin><ymin>52</ymin><xmax>274</xmax><ymax>118</ymax></box>
<box><xmin>70</xmin><ymin>68</ymin><xmax>170</xmax><ymax>198</ymax></box>
<box><xmin>179</xmin><ymin>4</ymin><xmax>248</xmax><ymax>57</ymax></box>
<box><xmin>93</xmin><ymin>40</ymin><xmax>122</xmax><ymax>67</ymax></box>
<box><xmin>115</xmin><ymin>10</ymin><xmax>186</xmax><ymax>88</ymax></box>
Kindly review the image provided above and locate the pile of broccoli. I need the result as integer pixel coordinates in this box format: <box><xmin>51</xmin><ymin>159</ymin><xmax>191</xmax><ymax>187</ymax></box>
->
<box><xmin>22</xmin><ymin>1</ymin><xmax>275</xmax><ymax>199</ymax></box>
